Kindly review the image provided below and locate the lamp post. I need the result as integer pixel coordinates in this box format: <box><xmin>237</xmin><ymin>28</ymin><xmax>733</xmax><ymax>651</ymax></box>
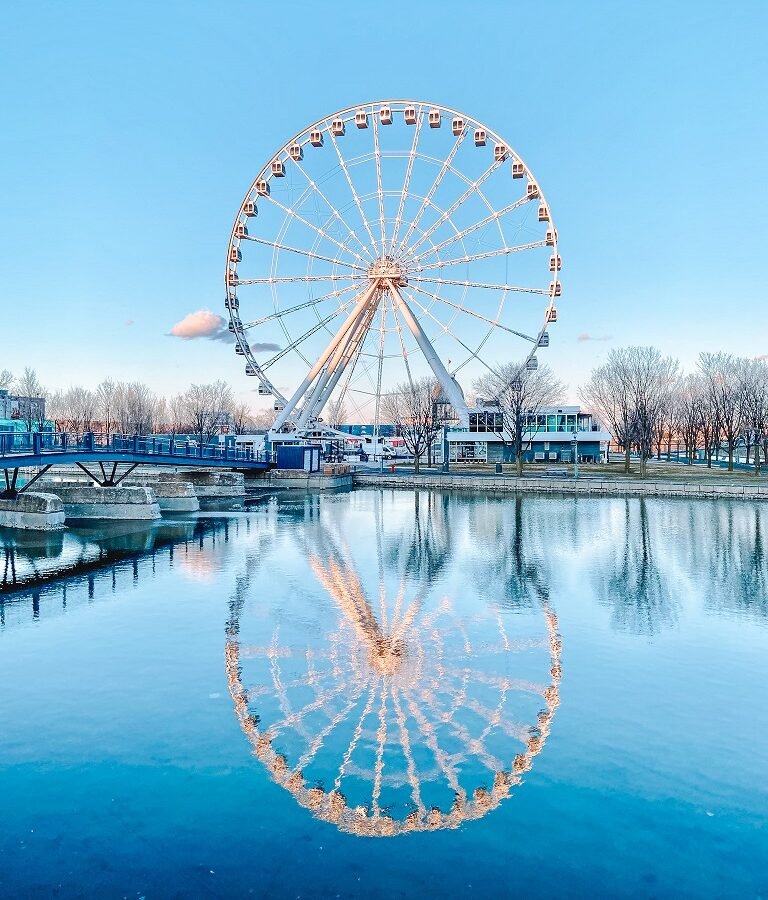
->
<box><xmin>572</xmin><ymin>429</ymin><xmax>579</xmax><ymax>480</ymax></box>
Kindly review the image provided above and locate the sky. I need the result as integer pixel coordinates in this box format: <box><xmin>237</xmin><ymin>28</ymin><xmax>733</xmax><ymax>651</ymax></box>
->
<box><xmin>1</xmin><ymin>0</ymin><xmax>767</xmax><ymax>411</ymax></box>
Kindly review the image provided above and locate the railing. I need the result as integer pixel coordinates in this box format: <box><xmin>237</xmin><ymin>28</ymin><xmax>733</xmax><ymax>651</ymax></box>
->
<box><xmin>0</xmin><ymin>431</ymin><xmax>269</xmax><ymax>465</ymax></box>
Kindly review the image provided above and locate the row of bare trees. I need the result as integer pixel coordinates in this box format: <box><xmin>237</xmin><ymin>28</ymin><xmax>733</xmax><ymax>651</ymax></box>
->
<box><xmin>580</xmin><ymin>348</ymin><xmax>768</xmax><ymax>475</ymax></box>
<box><xmin>1</xmin><ymin>369</ymin><xmax>276</xmax><ymax>446</ymax></box>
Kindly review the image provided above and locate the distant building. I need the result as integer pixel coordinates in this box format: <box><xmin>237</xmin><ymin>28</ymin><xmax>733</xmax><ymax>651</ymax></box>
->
<box><xmin>0</xmin><ymin>388</ymin><xmax>49</xmax><ymax>433</ymax></box>
<box><xmin>434</xmin><ymin>405</ymin><xmax>611</xmax><ymax>464</ymax></box>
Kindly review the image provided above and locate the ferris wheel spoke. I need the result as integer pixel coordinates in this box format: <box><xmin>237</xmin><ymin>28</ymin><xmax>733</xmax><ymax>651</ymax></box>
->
<box><xmin>292</xmin><ymin>160</ymin><xmax>377</xmax><ymax>262</ymax></box>
<box><xmin>241</xmin><ymin>233</ymin><xmax>367</xmax><ymax>271</ymax></box>
<box><xmin>406</xmin><ymin>195</ymin><xmax>532</xmax><ymax>266</ymax></box>
<box><xmin>403</xmin><ymin>690</ymin><xmax>465</xmax><ymax>797</ymax></box>
<box><xmin>261</xmin><ymin>191</ymin><xmax>371</xmax><ymax>266</ymax></box>
<box><xmin>333</xmin><ymin>680</ymin><xmax>379</xmax><ymax>793</ymax></box>
<box><xmin>401</xmin><ymin>159</ymin><xmax>503</xmax><ymax>261</ymax></box>
<box><xmin>388</xmin><ymin>113</ymin><xmax>424</xmax><ymax>255</ymax></box>
<box><xmin>327</xmin><ymin>129</ymin><xmax>381</xmax><ymax>258</ymax></box>
<box><xmin>372</xmin><ymin>115</ymin><xmax>387</xmax><ymax>256</ymax></box>
<box><xmin>260</xmin><ymin>291</ymin><xmax>366</xmax><ymax>372</ymax></box>
<box><xmin>408</xmin><ymin>283</ymin><xmax>537</xmax><ymax>342</ymax></box>
<box><xmin>409</xmin><ymin>276</ymin><xmax>548</xmax><ymax>294</ymax></box>
<box><xmin>390</xmin><ymin>686</ymin><xmax>426</xmax><ymax>815</ymax></box>
<box><xmin>402</xmin><ymin>288</ymin><xmax>501</xmax><ymax>377</ymax></box>
<box><xmin>294</xmin><ymin>692</ymin><xmax>367</xmax><ymax>773</ymax></box>
<box><xmin>416</xmin><ymin>686</ymin><xmax>503</xmax><ymax>774</ymax></box>
<box><xmin>411</xmin><ymin>240</ymin><xmax>546</xmax><ymax>271</ymax></box>
<box><xmin>371</xmin><ymin>681</ymin><xmax>389</xmax><ymax>818</ymax></box>
<box><xmin>240</xmin><ymin>283</ymin><xmax>360</xmax><ymax>330</ymax></box>
<box><xmin>236</xmin><ymin>274</ymin><xmax>366</xmax><ymax>286</ymax></box>
<box><xmin>394</xmin><ymin>125</ymin><xmax>468</xmax><ymax>257</ymax></box>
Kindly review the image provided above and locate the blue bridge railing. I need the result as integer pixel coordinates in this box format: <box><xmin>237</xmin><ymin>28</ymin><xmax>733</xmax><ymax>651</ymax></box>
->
<box><xmin>0</xmin><ymin>431</ymin><xmax>270</xmax><ymax>466</ymax></box>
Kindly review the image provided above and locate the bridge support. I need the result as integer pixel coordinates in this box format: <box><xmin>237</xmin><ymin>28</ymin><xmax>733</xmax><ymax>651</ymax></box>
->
<box><xmin>36</xmin><ymin>482</ymin><xmax>161</xmax><ymax>521</ymax></box>
<box><xmin>0</xmin><ymin>492</ymin><xmax>65</xmax><ymax>530</ymax></box>
<box><xmin>1</xmin><ymin>465</ymin><xmax>53</xmax><ymax>500</ymax></box>
<box><xmin>75</xmin><ymin>462</ymin><xmax>138</xmax><ymax>487</ymax></box>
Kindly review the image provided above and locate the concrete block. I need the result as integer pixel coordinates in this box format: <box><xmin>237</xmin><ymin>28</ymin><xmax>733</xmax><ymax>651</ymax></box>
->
<box><xmin>0</xmin><ymin>492</ymin><xmax>66</xmax><ymax>530</ymax></box>
<box><xmin>39</xmin><ymin>482</ymin><xmax>160</xmax><ymax>521</ymax></box>
<box><xmin>166</xmin><ymin>470</ymin><xmax>246</xmax><ymax>498</ymax></box>
<box><xmin>124</xmin><ymin>478</ymin><xmax>200</xmax><ymax>512</ymax></box>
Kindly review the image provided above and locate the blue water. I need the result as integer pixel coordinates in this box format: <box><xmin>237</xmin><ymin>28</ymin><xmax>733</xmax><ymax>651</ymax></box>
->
<box><xmin>1</xmin><ymin>490</ymin><xmax>767</xmax><ymax>898</ymax></box>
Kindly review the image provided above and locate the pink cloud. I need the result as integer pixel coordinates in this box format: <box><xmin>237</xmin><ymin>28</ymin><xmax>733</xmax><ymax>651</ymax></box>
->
<box><xmin>124</xmin><ymin>319</ymin><xmax>134</xmax><ymax>326</ymax></box>
<box><xmin>169</xmin><ymin>310</ymin><xmax>232</xmax><ymax>342</ymax></box>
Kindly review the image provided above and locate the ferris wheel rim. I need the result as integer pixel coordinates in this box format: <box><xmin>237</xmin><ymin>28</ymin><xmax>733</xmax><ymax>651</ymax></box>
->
<box><xmin>224</xmin><ymin>99</ymin><xmax>560</xmax><ymax>423</ymax></box>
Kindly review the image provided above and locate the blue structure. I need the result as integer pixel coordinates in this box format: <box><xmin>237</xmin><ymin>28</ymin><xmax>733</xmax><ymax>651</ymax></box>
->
<box><xmin>276</xmin><ymin>444</ymin><xmax>321</xmax><ymax>472</ymax></box>
<box><xmin>0</xmin><ymin>431</ymin><xmax>270</xmax><ymax>498</ymax></box>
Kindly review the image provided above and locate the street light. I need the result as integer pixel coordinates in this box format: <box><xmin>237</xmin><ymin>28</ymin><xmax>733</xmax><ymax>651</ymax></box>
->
<box><xmin>571</xmin><ymin>429</ymin><xmax>579</xmax><ymax>479</ymax></box>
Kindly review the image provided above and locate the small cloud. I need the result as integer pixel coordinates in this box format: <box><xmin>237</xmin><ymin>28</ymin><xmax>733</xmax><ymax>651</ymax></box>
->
<box><xmin>124</xmin><ymin>319</ymin><xmax>134</xmax><ymax>326</ymax></box>
<box><xmin>577</xmin><ymin>333</ymin><xmax>612</xmax><ymax>343</ymax></box>
<box><xmin>250</xmin><ymin>342</ymin><xmax>281</xmax><ymax>353</ymax></box>
<box><xmin>168</xmin><ymin>310</ymin><xmax>233</xmax><ymax>343</ymax></box>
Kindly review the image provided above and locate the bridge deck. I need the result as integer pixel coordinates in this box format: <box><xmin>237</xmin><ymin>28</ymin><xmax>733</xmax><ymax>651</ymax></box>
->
<box><xmin>0</xmin><ymin>433</ymin><xmax>271</xmax><ymax>474</ymax></box>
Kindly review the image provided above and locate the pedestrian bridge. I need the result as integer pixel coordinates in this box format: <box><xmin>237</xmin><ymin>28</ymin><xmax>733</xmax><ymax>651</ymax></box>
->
<box><xmin>0</xmin><ymin>431</ymin><xmax>270</xmax><ymax>497</ymax></box>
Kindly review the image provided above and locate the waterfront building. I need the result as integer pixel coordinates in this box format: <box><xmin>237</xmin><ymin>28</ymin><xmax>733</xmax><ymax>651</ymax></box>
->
<box><xmin>434</xmin><ymin>405</ymin><xmax>611</xmax><ymax>465</ymax></box>
<box><xmin>0</xmin><ymin>388</ymin><xmax>49</xmax><ymax>433</ymax></box>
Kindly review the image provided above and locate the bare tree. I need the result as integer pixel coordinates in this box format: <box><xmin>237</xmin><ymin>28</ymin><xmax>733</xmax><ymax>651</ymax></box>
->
<box><xmin>380</xmin><ymin>377</ymin><xmax>440</xmax><ymax>474</ymax></box>
<box><xmin>676</xmin><ymin>374</ymin><xmax>705</xmax><ymax>465</ymax></box>
<box><xmin>166</xmin><ymin>393</ymin><xmax>191</xmax><ymax>434</ymax></box>
<box><xmin>251</xmin><ymin>407</ymin><xmax>277</xmax><ymax>432</ymax></box>
<box><xmin>475</xmin><ymin>361</ymin><xmax>564</xmax><ymax>476</ymax></box>
<box><xmin>59</xmin><ymin>386</ymin><xmax>97</xmax><ymax>439</ymax></box>
<box><xmin>626</xmin><ymin>347</ymin><xmax>679</xmax><ymax>478</ymax></box>
<box><xmin>699</xmin><ymin>352</ymin><xmax>744</xmax><ymax>471</ymax></box>
<box><xmin>15</xmin><ymin>367</ymin><xmax>47</xmax><ymax>431</ymax></box>
<box><xmin>114</xmin><ymin>381</ymin><xmax>156</xmax><ymax>435</ymax></box>
<box><xmin>183</xmin><ymin>381</ymin><xmax>234</xmax><ymax>446</ymax></box>
<box><xmin>230</xmin><ymin>401</ymin><xmax>255</xmax><ymax>434</ymax></box>
<box><xmin>0</xmin><ymin>369</ymin><xmax>14</xmax><ymax>391</ymax></box>
<box><xmin>325</xmin><ymin>394</ymin><xmax>348</xmax><ymax>430</ymax></box>
<box><xmin>95</xmin><ymin>378</ymin><xmax>117</xmax><ymax>436</ymax></box>
<box><xmin>740</xmin><ymin>359</ymin><xmax>768</xmax><ymax>475</ymax></box>
<box><xmin>580</xmin><ymin>354</ymin><xmax>635</xmax><ymax>472</ymax></box>
<box><xmin>581</xmin><ymin>347</ymin><xmax>678</xmax><ymax>477</ymax></box>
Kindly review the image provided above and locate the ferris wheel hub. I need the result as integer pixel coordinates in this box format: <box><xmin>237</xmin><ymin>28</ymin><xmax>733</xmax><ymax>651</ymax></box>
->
<box><xmin>368</xmin><ymin>255</ymin><xmax>407</xmax><ymax>285</ymax></box>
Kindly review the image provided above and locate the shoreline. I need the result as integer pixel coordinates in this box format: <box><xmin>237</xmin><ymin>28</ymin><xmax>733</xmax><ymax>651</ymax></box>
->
<box><xmin>352</xmin><ymin>472</ymin><xmax>768</xmax><ymax>501</ymax></box>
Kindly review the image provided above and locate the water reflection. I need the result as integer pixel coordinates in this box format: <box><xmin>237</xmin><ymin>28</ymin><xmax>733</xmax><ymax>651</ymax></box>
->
<box><xmin>0</xmin><ymin>516</ymin><xmax>247</xmax><ymax>626</ymax></box>
<box><xmin>595</xmin><ymin>498</ymin><xmax>678</xmax><ymax>635</ymax></box>
<box><xmin>226</xmin><ymin>492</ymin><xmax>562</xmax><ymax>837</ymax></box>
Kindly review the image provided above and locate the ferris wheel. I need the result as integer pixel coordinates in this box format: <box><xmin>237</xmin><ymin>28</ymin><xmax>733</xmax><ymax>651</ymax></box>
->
<box><xmin>225</xmin><ymin>100</ymin><xmax>560</xmax><ymax>431</ymax></box>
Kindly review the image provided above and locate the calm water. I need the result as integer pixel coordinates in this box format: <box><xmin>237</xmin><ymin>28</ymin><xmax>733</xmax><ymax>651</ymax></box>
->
<box><xmin>1</xmin><ymin>489</ymin><xmax>767</xmax><ymax>898</ymax></box>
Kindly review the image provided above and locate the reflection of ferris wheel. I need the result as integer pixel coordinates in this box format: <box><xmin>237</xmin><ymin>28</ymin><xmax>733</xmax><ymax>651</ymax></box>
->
<box><xmin>224</xmin><ymin>501</ymin><xmax>562</xmax><ymax>837</ymax></box>
<box><xmin>224</xmin><ymin>100</ymin><xmax>561</xmax><ymax>431</ymax></box>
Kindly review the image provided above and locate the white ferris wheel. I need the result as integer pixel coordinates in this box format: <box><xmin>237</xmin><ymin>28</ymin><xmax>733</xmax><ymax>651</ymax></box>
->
<box><xmin>224</xmin><ymin>100</ymin><xmax>561</xmax><ymax>433</ymax></box>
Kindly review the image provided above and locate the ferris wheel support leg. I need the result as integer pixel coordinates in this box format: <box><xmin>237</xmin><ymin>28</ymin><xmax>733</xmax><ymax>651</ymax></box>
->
<box><xmin>296</xmin><ymin>298</ymin><xmax>377</xmax><ymax>429</ymax></box>
<box><xmin>272</xmin><ymin>282</ymin><xmax>379</xmax><ymax>432</ymax></box>
<box><xmin>305</xmin><ymin>304</ymin><xmax>378</xmax><ymax>426</ymax></box>
<box><xmin>387</xmin><ymin>280</ymin><xmax>469</xmax><ymax>427</ymax></box>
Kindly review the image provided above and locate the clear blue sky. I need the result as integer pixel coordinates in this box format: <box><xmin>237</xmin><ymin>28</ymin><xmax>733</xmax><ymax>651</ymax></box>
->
<box><xmin>2</xmin><ymin>0</ymin><xmax>766</xmax><ymax>406</ymax></box>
